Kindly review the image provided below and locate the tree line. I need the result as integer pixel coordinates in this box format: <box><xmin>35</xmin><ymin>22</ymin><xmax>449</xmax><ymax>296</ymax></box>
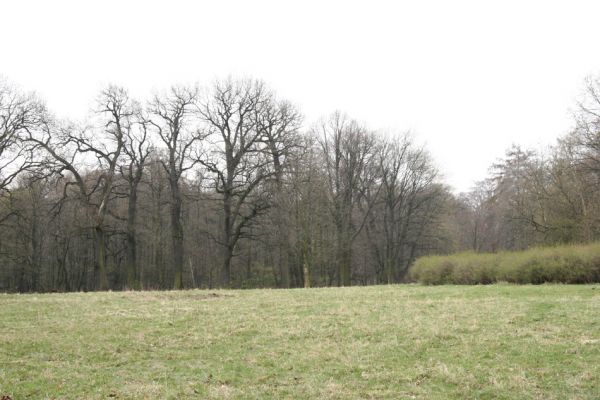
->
<box><xmin>2</xmin><ymin>76</ymin><xmax>600</xmax><ymax>292</ymax></box>
<box><xmin>0</xmin><ymin>77</ymin><xmax>450</xmax><ymax>291</ymax></box>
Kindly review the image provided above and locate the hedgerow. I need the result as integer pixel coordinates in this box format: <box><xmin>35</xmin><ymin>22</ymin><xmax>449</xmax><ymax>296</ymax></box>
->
<box><xmin>409</xmin><ymin>243</ymin><xmax>600</xmax><ymax>284</ymax></box>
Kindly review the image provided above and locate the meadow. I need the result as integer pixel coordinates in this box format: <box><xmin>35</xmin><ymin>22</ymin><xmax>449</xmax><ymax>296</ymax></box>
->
<box><xmin>1</xmin><ymin>285</ymin><xmax>599</xmax><ymax>399</ymax></box>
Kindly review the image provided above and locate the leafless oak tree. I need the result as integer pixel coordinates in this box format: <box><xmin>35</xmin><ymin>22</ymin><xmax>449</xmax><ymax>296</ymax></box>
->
<box><xmin>148</xmin><ymin>85</ymin><xmax>200</xmax><ymax>289</ymax></box>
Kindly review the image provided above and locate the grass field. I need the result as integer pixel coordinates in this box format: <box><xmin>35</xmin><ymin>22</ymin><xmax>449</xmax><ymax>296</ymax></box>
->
<box><xmin>1</xmin><ymin>285</ymin><xmax>599</xmax><ymax>399</ymax></box>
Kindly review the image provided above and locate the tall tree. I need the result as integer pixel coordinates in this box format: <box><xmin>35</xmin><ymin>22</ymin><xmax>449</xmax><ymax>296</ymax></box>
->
<box><xmin>148</xmin><ymin>86</ymin><xmax>200</xmax><ymax>289</ymax></box>
<box><xmin>89</xmin><ymin>86</ymin><xmax>131</xmax><ymax>289</ymax></box>
<box><xmin>198</xmin><ymin>78</ymin><xmax>290</xmax><ymax>287</ymax></box>
<box><xmin>316</xmin><ymin>112</ymin><xmax>380</xmax><ymax>286</ymax></box>
<box><xmin>119</xmin><ymin>110</ymin><xmax>152</xmax><ymax>289</ymax></box>
<box><xmin>370</xmin><ymin>135</ymin><xmax>439</xmax><ymax>283</ymax></box>
<box><xmin>25</xmin><ymin>86</ymin><xmax>130</xmax><ymax>290</ymax></box>
<box><xmin>259</xmin><ymin>98</ymin><xmax>302</xmax><ymax>287</ymax></box>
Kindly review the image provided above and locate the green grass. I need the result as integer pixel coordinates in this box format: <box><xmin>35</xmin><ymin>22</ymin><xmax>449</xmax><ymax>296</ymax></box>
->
<box><xmin>1</xmin><ymin>285</ymin><xmax>599</xmax><ymax>399</ymax></box>
<box><xmin>410</xmin><ymin>242</ymin><xmax>600</xmax><ymax>285</ymax></box>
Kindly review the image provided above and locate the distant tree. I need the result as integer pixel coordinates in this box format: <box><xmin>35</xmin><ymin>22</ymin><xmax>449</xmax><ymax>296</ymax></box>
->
<box><xmin>573</xmin><ymin>76</ymin><xmax>600</xmax><ymax>176</ymax></box>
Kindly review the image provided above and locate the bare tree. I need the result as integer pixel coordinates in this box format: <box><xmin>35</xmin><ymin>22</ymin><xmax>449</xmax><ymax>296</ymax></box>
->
<box><xmin>573</xmin><ymin>76</ymin><xmax>600</xmax><ymax>175</ymax></box>
<box><xmin>0</xmin><ymin>79</ymin><xmax>45</xmax><ymax>194</ymax></box>
<box><xmin>148</xmin><ymin>85</ymin><xmax>200</xmax><ymax>289</ymax></box>
<box><xmin>370</xmin><ymin>135</ymin><xmax>440</xmax><ymax>282</ymax></box>
<box><xmin>260</xmin><ymin>98</ymin><xmax>302</xmax><ymax>287</ymax></box>
<box><xmin>315</xmin><ymin>112</ymin><xmax>380</xmax><ymax>286</ymax></box>
<box><xmin>119</xmin><ymin>109</ymin><xmax>152</xmax><ymax>289</ymax></box>
<box><xmin>197</xmin><ymin>78</ymin><xmax>283</xmax><ymax>287</ymax></box>
<box><xmin>25</xmin><ymin>86</ymin><xmax>130</xmax><ymax>290</ymax></box>
<box><xmin>89</xmin><ymin>86</ymin><xmax>131</xmax><ymax>289</ymax></box>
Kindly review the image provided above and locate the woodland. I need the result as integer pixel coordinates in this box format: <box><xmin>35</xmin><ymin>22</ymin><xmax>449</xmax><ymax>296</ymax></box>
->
<box><xmin>2</xmin><ymin>76</ymin><xmax>600</xmax><ymax>292</ymax></box>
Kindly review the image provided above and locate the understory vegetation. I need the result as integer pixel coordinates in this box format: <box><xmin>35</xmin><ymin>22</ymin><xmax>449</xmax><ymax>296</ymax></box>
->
<box><xmin>410</xmin><ymin>242</ymin><xmax>600</xmax><ymax>285</ymax></box>
<box><xmin>1</xmin><ymin>285</ymin><xmax>599</xmax><ymax>399</ymax></box>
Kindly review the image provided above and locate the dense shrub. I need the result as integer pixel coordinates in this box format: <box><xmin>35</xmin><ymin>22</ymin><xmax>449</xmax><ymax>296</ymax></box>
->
<box><xmin>409</xmin><ymin>242</ymin><xmax>600</xmax><ymax>284</ymax></box>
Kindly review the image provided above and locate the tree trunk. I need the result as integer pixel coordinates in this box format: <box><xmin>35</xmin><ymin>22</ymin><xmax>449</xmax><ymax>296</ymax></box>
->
<box><xmin>171</xmin><ymin>198</ymin><xmax>184</xmax><ymax>289</ymax></box>
<box><xmin>339</xmin><ymin>238</ymin><xmax>352</xmax><ymax>286</ymax></box>
<box><xmin>303</xmin><ymin>254</ymin><xmax>311</xmax><ymax>289</ymax></box>
<box><xmin>385</xmin><ymin>255</ymin><xmax>394</xmax><ymax>284</ymax></box>
<box><xmin>169</xmin><ymin>174</ymin><xmax>184</xmax><ymax>290</ymax></box>
<box><xmin>222</xmin><ymin>245</ymin><xmax>233</xmax><ymax>287</ymax></box>
<box><xmin>126</xmin><ymin>184</ymin><xmax>139</xmax><ymax>289</ymax></box>
<box><xmin>222</xmin><ymin>191</ymin><xmax>233</xmax><ymax>287</ymax></box>
<box><xmin>95</xmin><ymin>226</ymin><xmax>109</xmax><ymax>290</ymax></box>
<box><xmin>279</xmin><ymin>238</ymin><xmax>290</xmax><ymax>288</ymax></box>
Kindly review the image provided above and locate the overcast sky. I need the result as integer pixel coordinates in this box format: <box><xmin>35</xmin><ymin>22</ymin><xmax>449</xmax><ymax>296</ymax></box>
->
<box><xmin>2</xmin><ymin>0</ymin><xmax>600</xmax><ymax>192</ymax></box>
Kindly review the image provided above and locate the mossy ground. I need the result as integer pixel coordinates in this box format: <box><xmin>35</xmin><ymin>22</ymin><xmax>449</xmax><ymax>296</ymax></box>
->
<box><xmin>1</xmin><ymin>285</ymin><xmax>599</xmax><ymax>399</ymax></box>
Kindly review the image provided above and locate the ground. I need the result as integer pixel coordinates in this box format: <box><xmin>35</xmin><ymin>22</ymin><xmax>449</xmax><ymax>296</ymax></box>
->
<box><xmin>1</xmin><ymin>285</ymin><xmax>599</xmax><ymax>399</ymax></box>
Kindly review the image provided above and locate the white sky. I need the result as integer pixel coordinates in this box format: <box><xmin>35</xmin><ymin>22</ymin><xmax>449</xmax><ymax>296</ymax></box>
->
<box><xmin>2</xmin><ymin>0</ymin><xmax>600</xmax><ymax>192</ymax></box>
